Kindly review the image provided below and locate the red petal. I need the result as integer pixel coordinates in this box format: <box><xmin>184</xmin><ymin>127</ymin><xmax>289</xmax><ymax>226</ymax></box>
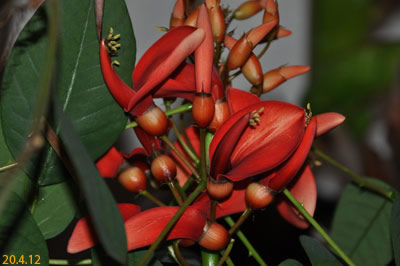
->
<box><xmin>227</xmin><ymin>102</ymin><xmax>306</xmax><ymax>181</ymax></box>
<box><xmin>125</xmin><ymin>206</ymin><xmax>206</xmax><ymax>250</ymax></box>
<box><xmin>171</xmin><ymin>126</ymin><xmax>201</xmax><ymax>186</ymax></box>
<box><xmin>210</xmin><ymin>101</ymin><xmax>304</xmax><ymax>174</ymax></box>
<box><xmin>67</xmin><ymin>204</ymin><xmax>141</xmax><ymax>253</ymax></box>
<box><xmin>128</xmin><ymin>27</ymin><xmax>205</xmax><ymax>114</ymax></box>
<box><xmin>123</xmin><ymin>147</ymin><xmax>150</xmax><ymax>173</ymax></box>
<box><xmin>195</xmin><ymin>5</ymin><xmax>214</xmax><ymax>94</ymax></box>
<box><xmin>210</xmin><ymin>113</ymin><xmax>250</xmax><ymax>179</ymax></box>
<box><xmin>315</xmin><ymin>112</ymin><xmax>345</xmax><ymax>137</ymax></box>
<box><xmin>268</xmin><ymin>117</ymin><xmax>316</xmax><ymax>191</ymax></box>
<box><xmin>155</xmin><ymin>64</ymin><xmax>196</xmax><ymax>101</ymax></box>
<box><xmin>100</xmin><ymin>40</ymin><xmax>136</xmax><ymax>111</ymax></box>
<box><xmin>96</xmin><ymin>147</ymin><xmax>125</xmax><ymax>178</ymax></box>
<box><xmin>133</xmin><ymin>127</ymin><xmax>164</xmax><ymax>155</ymax></box>
<box><xmin>226</xmin><ymin>87</ymin><xmax>260</xmax><ymax>114</ymax></box>
<box><xmin>276</xmin><ymin>166</ymin><xmax>317</xmax><ymax>229</ymax></box>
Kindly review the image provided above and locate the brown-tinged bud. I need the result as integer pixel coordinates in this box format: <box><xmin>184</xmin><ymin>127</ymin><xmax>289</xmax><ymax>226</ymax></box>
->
<box><xmin>192</xmin><ymin>93</ymin><xmax>215</xmax><ymax>128</ymax></box>
<box><xmin>206</xmin><ymin>177</ymin><xmax>234</xmax><ymax>201</ymax></box>
<box><xmin>263</xmin><ymin>65</ymin><xmax>310</xmax><ymax>93</ymax></box>
<box><xmin>135</xmin><ymin>105</ymin><xmax>168</xmax><ymax>136</ymax></box>
<box><xmin>207</xmin><ymin>4</ymin><xmax>225</xmax><ymax>42</ymax></box>
<box><xmin>276</xmin><ymin>27</ymin><xmax>291</xmax><ymax>39</ymax></box>
<box><xmin>208</xmin><ymin>100</ymin><xmax>230</xmax><ymax>132</ymax></box>
<box><xmin>242</xmin><ymin>54</ymin><xmax>263</xmax><ymax>86</ymax></box>
<box><xmin>245</xmin><ymin>182</ymin><xmax>274</xmax><ymax>209</ymax></box>
<box><xmin>226</xmin><ymin>34</ymin><xmax>253</xmax><ymax>70</ymax></box>
<box><xmin>184</xmin><ymin>6</ymin><xmax>199</xmax><ymax>26</ymax></box>
<box><xmin>199</xmin><ymin>222</ymin><xmax>230</xmax><ymax>250</ymax></box>
<box><xmin>233</xmin><ymin>1</ymin><xmax>263</xmax><ymax>20</ymax></box>
<box><xmin>170</xmin><ymin>0</ymin><xmax>185</xmax><ymax>29</ymax></box>
<box><xmin>118</xmin><ymin>167</ymin><xmax>147</xmax><ymax>193</ymax></box>
<box><xmin>151</xmin><ymin>154</ymin><xmax>177</xmax><ymax>183</ymax></box>
<box><xmin>262</xmin><ymin>0</ymin><xmax>279</xmax><ymax>24</ymax></box>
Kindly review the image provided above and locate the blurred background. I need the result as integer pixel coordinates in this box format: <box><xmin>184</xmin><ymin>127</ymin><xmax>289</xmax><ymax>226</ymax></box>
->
<box><xmin>1</xmin><ymin>0</ymin><xmax>400</xmax><ymax>264</ymax></box>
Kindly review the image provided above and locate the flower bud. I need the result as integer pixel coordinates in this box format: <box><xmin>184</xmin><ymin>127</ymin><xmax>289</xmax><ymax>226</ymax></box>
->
<box><xmin>226</xmin><ymin>34</ymin><xmax>253</xmax><ymax>70</ymax></box>
<box><xmin>118</xmin><ymin>167</ymin><xmax>147</xmax><ymax>193</ymax></box>
<box><xmin>245</xmin><ymin>182</ymin><xmax>274</xmax><ymax>209</ymax></box>
<box><xmin>192</xmin><ymin>93</ymin><xmax>215</xmax><ymax>128</ymax></box>
<box><xmin>184</xmin><ymin>6</ymin><xmax>199</xmax><ymax>26</ymax></box>
<box><xmin>135</xmin><ymin>105</ymin><xmax>168</xmax><ymax>136</ymax></box>
<box><xmin>233</xmin><ymin>1</ymin><xmax>263</xmax><ymax>20</ymax></box>
<box><xmin>151</xmin><ymin>154</ymin><xmax>177</xmax><ymax>183</ymax></box>
<box><xmin>208</xmin><ymin>100</ymin><xmax>230</xmax><ymax>132</ymax></box>
<box><xmin>199</xmin><ymin>222</ymin><xmax>230</xmax><ymax>250</ymax></box>
<box><xmin>242</xmin><ymin>54</ymin><xmax>263</xmax><ymax>86</ymax></box>
<box><xmin>208</xmin><ymin>4</ymin><xmax>225</xmax><ymax>42</ymax></box>
<box><xmin>206</xmin><ymin>177</ymin><xmax>234</xmax><ymax>201</ymax></box>
<box><xmin>170</xmin><ymin>0</ymin><xmax>185</xmax><ymax>29</ymax></box>
<box><xmin>262</xmin><ymin>65</ymin><xmax>310</xmax><ymax>93</ymax></box>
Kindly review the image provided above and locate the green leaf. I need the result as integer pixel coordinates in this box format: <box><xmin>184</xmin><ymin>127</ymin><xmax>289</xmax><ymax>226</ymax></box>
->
<box><xmin>299</xmin><ymin>235</ymin><xmax>342</xmax><ymax>266</ymax></box>
<box><xmin>0</xmin><ymin>0</ymin><xmax>135</xmax><ymax>185</ymax></box>
<box><xmin>392</xmin><ymin>197</ymin><xmax>400</xmax><ymax>265</ymax></box>
<box><xmin>55</xmin><ymin>105</ymin><xmax>126</xmax><ymax>264</ymax></box>
<box><xmin>278</xmin><ymin>259</ymin><xmax>303</xmax><ymax>266</ymax></box>
<box><xmin>331</xmin><ymin>178</ymin><xmax>393</xmax><ymax>265</ymax></box>
<box><xmin>0</xmin><ymin>113</ymin><xmax>32</xmax><ymax>203</ymax></box>
<box><xmin>32</xmin><ymin>181</ymin><xmax>77</xmax><ymax>239</ymax></box>
<box><xmin>0</xmin><ymin>192</ymin><xmax>49</xmax><ymax>266</ymax></box>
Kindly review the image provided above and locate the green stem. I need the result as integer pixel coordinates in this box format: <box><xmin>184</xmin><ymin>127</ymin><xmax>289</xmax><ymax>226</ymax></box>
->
<box><xmin>283</xmin><ymin>188</ymin><xmax>355</xmax><ymax>266</ymax></box>
<box><xmin>174</xmin><ymin>179</ymin><xmax>187</xmax><ymax>201</ymax></box>
<box><xmin>161</xmin><ymin>136</ymin><xmax>201</xmax><ymax>182</ymax></box>
<box><xmin>218</xmin><ymin>239</ymin><xmax>235</xmax><ymax>266</ymax></box>
<box><xmin>200</xmin><ymin>128</ymin><xmax>207</xmax><ymax>181</ymax></box>
<box><xmin>141</xmin><ymin>190</ymin><xmax>166</xmax><ymax>207</ymax></box>
<box><xmin>138</xmin><ymin>179</ymin><xmax>207</xmax><ymax>266</ymax></box>
<box><xmin>171</xmin><ymin>117</ymin><xmax>200</xmax><ymax>165</ymax></box>
<box><xmin>228</xmin><ymin>208</ymin><xmax>252</xmax><ymax>235</ymax></box>
<box><xmin>257</xmin><ymin>41</ymin><xmax>272</xmax><ymax>59</ymax></box>
<box><xmin>173</xmin><ymin>240</ymin><xmax>189</xmax><ymax>266</ymax></box>
<box><xmin>125</xmin><ymin>103</ymin><xmax>193</xmax><ymax>129</ymax></box>
<box><xmin>201</xmin><ymin>249</ymin><xmax>219</xmax><ymax>266</ymax></box>
<box><xmin>225</xmin><ymin>216</ymin><xmax>267</xmax><ymax>266</ymax></box>
<box><xmin>168</xmin><ymin>181</ymin><xmax>184</xmax><ymax>206</ymax></box>
<box><xmin>313</xmin><ymin>148</ymin><xmax>395</xmax><ymax>201</ymax></box>
<box><xmin>0</xmin><ymin>162</ymin><xmax>18</xmax><ymax>173</ymax></box>
<box><xmin>180</xmin><ymin>116</ymin><xmax>197</xmax><ymax>155</ymax></box>
<box><xmin>49</xmin><ymin>259</ymin><xmax>92</xmax><ymax>265</ymax></box>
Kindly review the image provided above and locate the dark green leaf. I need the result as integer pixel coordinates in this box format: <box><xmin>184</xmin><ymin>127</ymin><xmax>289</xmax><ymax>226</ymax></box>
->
<box><xmin>279</xmin><ymin>259</ymin><xmax>303</xmax><ymax>266</ymax></box>
<box><xmin>0</xmin><ymin>0</ymin><xmax>135</xmax><ymax>185</ymax></box>
<box><xmin>299</xmin><ymin>235</ymin><xmax>342</xmax><ymax>266</ymax></box>
<box><xmin>55</xmin><ymin>105</ymin><xmax>126</xmax><ymax>264</ymax></box>
<box><xmin>392</xmin><ymin>196</ymin><xmax>400</xmax><ymax>265</ymax></box>
<box><xmin>32</xmin><ymin>181</ymin><xmax>77</xmax><ymax>239</ymax></box>
<box><xmin>0</xmin><ymin>115</ymin><xmax>32</xmax><ymax>202</ymax></box>
<box><xmin>0</xmin><ymin>192</ymin><xmax>48</xmax><ymax>266</ymax></box>
<box><xmin>331</xmin><ymin>178</ymin><xmax>393</xmax><ymax>265</ymax></box>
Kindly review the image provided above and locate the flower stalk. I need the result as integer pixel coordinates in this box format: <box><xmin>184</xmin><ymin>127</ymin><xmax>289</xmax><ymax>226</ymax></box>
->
<box><xmin>283</xmin><ymin>188</ymin><xmax>355</xmax><ymax>266</ymax></box>
<box><xmin>313</xmin><ymin>147</ymin><xmax>395</xmax><ymax>201</ymax></box>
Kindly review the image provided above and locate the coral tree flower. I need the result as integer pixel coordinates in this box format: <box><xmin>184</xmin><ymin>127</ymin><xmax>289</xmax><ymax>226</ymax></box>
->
<box><xmin>193</xmin><ymin>88</ymin><xmax>345</xmax><ymax>229</ymax></box>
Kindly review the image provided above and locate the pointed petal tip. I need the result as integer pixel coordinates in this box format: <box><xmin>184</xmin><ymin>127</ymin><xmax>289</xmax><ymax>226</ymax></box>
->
<box><xmin>315</xmin><ymin>112</ymin><xmax>345</xmax><ymax>137</ymax></box>
<box><xmin>280</xmin><ymin>65</ymin><xmax>311</xmax><ymax>79</ymax></box>
<box><xmin>247</xmin><ymin>19</ymin><xmax>278</xmax><ymax>46</ymax></box>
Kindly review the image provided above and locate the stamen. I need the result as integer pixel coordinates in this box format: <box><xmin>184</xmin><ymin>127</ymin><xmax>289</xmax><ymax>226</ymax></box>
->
<box><xmin>248</xmin><ymin>107</ymin><xmax>264</xmax><ymax>127</ymax></box>
<box><xmin>305</xmin><ymin>103</ymin><xmax>312</xmax><ymax>126</ymax></box>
